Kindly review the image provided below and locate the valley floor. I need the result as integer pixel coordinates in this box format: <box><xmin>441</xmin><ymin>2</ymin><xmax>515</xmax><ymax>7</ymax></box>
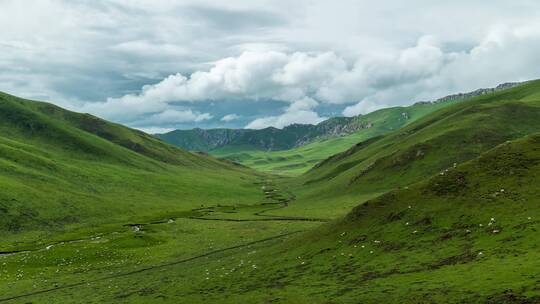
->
<box><xmin>0</xmin><ymin>179</ymin><xmax>326</xmax><ymax>303</ymax></box>
<box><xmin>3</xmin><ymin>172</ymin><xmax>538</xmax><ymax>304</ymax></box>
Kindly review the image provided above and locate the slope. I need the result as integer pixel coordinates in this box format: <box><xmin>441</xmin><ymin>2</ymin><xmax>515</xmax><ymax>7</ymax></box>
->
<box><xmin>164</xmin><ymin>131</ymin><xmax>540</xmax><ymax>304</ymax></box>
<box><xmin>211</xmin><ymin>101</ymin><xmax>454</xmax><ymax>175</ymax></box>
<box><xmin>273</xmin><ymin>79</ymin><xmax>540</xmax><ymax>218</ymax></box>
<box><xmin>0</xmin><ymin>92</ymin><xmax>264</xmax><ymax>242</ymax></box>
<box><xmin>14</xmin><ymin>121</ymin><xmax>540</xmax><ymax>303</ymax></box>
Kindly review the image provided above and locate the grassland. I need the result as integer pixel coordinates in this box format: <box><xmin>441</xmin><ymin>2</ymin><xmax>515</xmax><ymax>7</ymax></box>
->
<box><xmin>1</xmin><ymin>80</ymin><xmax>540</xmax><ymax>303</ymax></box>
<box><xmin>0</xmin><ymin>91</ymin><xmax>271</xmax><ymax>245</ymax></box>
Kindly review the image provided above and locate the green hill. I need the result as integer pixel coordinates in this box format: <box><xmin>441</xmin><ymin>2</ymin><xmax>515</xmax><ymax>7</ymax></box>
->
<box><xmin>159</xmin><ymin>132</ymin><xmax>540</xmax><ymax>303</ymax></box>
<box><xmin>269</xmin><ymin>79</ymin><xmax>540</xmax><ymax>219</ymax></box>
<box><xmin>1</xmin><ymin>80</ymin><xmax>539</xmax><ymax>303</ymax></box>
<box><xmin>0</xmin><ymin>91</ymin><xmax>264</xmax><ymax>239</ymax></box>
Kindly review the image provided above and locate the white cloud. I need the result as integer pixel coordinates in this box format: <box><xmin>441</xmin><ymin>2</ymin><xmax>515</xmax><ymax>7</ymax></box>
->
<box><xmin>77</xmin><ymin>26</ymin><xmax>540</xmax><ymax>128</ymax></box>
<box><xmin>245</xmin><ymin>97</ymin><xmax>325</xmax><ymax>129</ymax></box>
<box><xmin>1</xmin><ymin>1</ymin><xmax>540</xmax><ymax>130</ymax></box>
<box><xmin>221</xmin><ymin>114</ymin><xmax>240</xmax><ymax>122</ymax></box>
<box><xmin>132</xmin><ymin>109</ymin><xmax>213</xmax><ymax>129</ymax></box>
<box><xmin>343</xmin><ymin>99</ymin><xmax>388</xmax><ymax>117</ymax></box>
<box><xmin>81</xmin><ymin>51</ymin><xmax>343</xmax><ymax>124</ymax></box>
<box><xmin>136</xmin><ymin>127</ymin><xmax>175</xmax><ymax>134</ymax></box>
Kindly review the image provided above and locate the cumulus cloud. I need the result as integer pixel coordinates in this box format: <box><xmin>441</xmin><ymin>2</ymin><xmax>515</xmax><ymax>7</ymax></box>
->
<box><xmin>80</xmin><ymin>26</ymin><xmax>540</xmax><ymax>129</ymax></box>
<box><xmin>82</xmin><ymin>50</ymin><xmax>343</xmax><ymax>125</ymax></box>
<box><xmin>221</xmin><ymin>114</ymin><xmax>241</xmax><ymax>122</ymax></box>
<box><xmin>245</xmin><ymin>97</ymin><xmax>325</xmax><ymax>129</ymax></box>
<box><xmin>343</xmin><ymin>99</ymin><xmax>388</xmax><ymax>117</ymax></box>
<box><xmin>143</xmin><ymin>109</ymin><xmax>212</xmax><ymax>125</ymax></box>
<box><xmin>99</xmin><ymin>51</ymin><xmax>345</xmax><ymax>107</ymax></box>
<box><xmin>1</xmin><ymin>1</ymin><xmax>540</xmax><ymax>130</ymax></box>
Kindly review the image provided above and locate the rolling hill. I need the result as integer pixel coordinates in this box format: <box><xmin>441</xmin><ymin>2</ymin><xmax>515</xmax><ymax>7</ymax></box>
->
<box><xmin>0</xmin><ymin>91</ymin><xmax>265</xmax><ymax>240</ymax></box>
<box><xmin>157</xmin><ymin>132</ymin><xmax>540</xmax><ymax>303</ymax></box>
<box><xmin>269</xmin><ymin>79</ymin><xmax>540</xmax><ymax>219</ymax></box>
<box><xmin>0</xmin><ymin>79</ymin><xmax>539</xmax><ymax>303</ymax></box>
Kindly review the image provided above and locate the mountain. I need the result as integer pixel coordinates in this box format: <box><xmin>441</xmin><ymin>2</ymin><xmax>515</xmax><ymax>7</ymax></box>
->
<box><xmin>158</xmin><ymin>81</ymin><xmax>528</xmax><ymax>175</ymax></box>
<box><xmin>156</xmin><ymin>116</ymin><xmax>368</xmax><ymax>152</ymax></box>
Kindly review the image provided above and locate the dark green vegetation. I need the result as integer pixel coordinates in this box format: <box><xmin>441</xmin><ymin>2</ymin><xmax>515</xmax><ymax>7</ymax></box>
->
<box><xmin>1</xmin><ymin>80</ymin><xmax>540</xmax><ymax>303</ymax></box>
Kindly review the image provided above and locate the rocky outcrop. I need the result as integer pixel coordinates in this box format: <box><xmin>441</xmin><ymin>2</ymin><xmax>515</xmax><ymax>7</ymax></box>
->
<box><xmin>415</xmin><ymin>81</ymin><xmax>526</xmax><ymax>106</ymax></box>
<box><xmin>156</xmin><ymin>117</ymin><xmax>372</xmax><ymax>152</ymax></box>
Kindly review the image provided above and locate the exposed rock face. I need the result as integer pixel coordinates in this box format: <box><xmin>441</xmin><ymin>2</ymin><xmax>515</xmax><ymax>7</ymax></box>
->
<box><xmin>156</xmin><ymin>118</ymin><xmax>373</xmax><ymax>151</ymax></box>
<box><xmin>415</xmin><ymin>81</ymin><xmax>526</xmax><ymax>106</ymax></box>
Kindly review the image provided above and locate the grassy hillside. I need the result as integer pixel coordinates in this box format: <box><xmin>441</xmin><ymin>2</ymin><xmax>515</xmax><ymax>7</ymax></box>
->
<box><xmin>1</xmin><ymin>79</ymin><xmax>539</xmax><ymax>303</ymax></box>
<box><xmin>267</xmin><ymin>79</ymin><xmax>540</xmax><ymax>219</ymax></box>
<box><xmin>6</xmin><ymin>113</ymin><xmax>539</xmax><ymax>303</ymax></box>
<box><xmin>0</xmin><ymin>92</ymin><xmax>266</xmax><ymax>243</ymax></box>
<box><xmin>212</xmin><ymin>101</ymin><xmax>455</xmax><ymax>175</ymax></box>
<box><xmin>148</xmin><ymin>132</ymin><xmax>539</xmax><ymax>303</ymax></box>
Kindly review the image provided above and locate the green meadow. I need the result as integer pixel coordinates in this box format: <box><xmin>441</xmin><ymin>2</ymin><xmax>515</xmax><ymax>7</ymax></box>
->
<box><xmin>1</xmin><ymin>80</ymin><xmax>540</xmax><ymax>303</ymax></box>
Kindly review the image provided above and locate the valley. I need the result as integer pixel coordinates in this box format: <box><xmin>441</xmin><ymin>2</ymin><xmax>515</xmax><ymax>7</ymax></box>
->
<box><xmin>0</xmin><ymin>80</ymin><xmax>539</xmax><ymax>303</ymax></box>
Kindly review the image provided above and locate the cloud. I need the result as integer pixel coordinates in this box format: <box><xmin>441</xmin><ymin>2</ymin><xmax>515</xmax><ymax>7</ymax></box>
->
<box><xmin>81</xmin><ymin>50</ymin><xmax>343</xmax><ymax>124</ymax></box>
<box><xmin>129</xmin><ymin>109</ymin><xmax>213</xmax><ymax>131</ymax></box>
<box><xmin>1</xmin><ymin>1</ymin><xmax>540</xmax><ymax>130</ymax></box>
<box><xmin>343</xmin><ymin>99</ymin><xmax>388</xmax><ymax>117</ymax></box>
<box><xmin>137</xmin><ymin>127</ymin><xmax>175</xmax><ymax>134</ymax></box>
<box><xmin>245</xmin><ymin>97</ymin><xmax>325</xmax><ymax>129</ymax></box>
<box><xmin>221</xmin><ymin>114</ymin><xmax>240</xmax><ymax>122</ymax></box>
<box><xmin>61</xmin><ymin>27</ymin><xmax>540</xmax><ymax>129</ymax></box>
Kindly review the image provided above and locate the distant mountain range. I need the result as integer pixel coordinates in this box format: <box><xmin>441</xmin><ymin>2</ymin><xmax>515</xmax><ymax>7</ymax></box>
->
<box><xmin>156</xmin><ymin>81</ymin><xmax>526</xmax><ymax>152</ymax></box>
<box><xmin>156</xmin><ymin>117</ymin><xmax>371</xmax><ymax>152</ymax></box>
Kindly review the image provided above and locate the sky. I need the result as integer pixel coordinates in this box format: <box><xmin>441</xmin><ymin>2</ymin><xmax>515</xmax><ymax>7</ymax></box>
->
<box><xmin>1</xmin><ymin>0</ymin><xmax>540</xmax><ymax>133</ymax></box>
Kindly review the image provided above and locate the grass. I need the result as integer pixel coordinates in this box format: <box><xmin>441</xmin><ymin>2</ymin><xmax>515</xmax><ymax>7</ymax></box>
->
<box><xmin>23</xmin><ymin>132</ymin><xmax>537</xmax><ymax>304</ymax></box>
<box><xmin>0</xmin><ymin>91</ymin><xmax>266</xmax><ymax>244</ymax></box>
<box><xmin>1</xmin><ymin>80</ymin><xmax>540</xmax><ymax>303</ymax></box>
<box><xmin>211</xmin><ymin>101</ymin><xmax>457</xmax><ymax>175</ymax></box>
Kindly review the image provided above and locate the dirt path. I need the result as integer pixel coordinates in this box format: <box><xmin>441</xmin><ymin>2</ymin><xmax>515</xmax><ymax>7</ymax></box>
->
<box><xmin>187</xmin><ymin>179</ymin><xmax>329</xmax><ymax>223</ymax></box>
